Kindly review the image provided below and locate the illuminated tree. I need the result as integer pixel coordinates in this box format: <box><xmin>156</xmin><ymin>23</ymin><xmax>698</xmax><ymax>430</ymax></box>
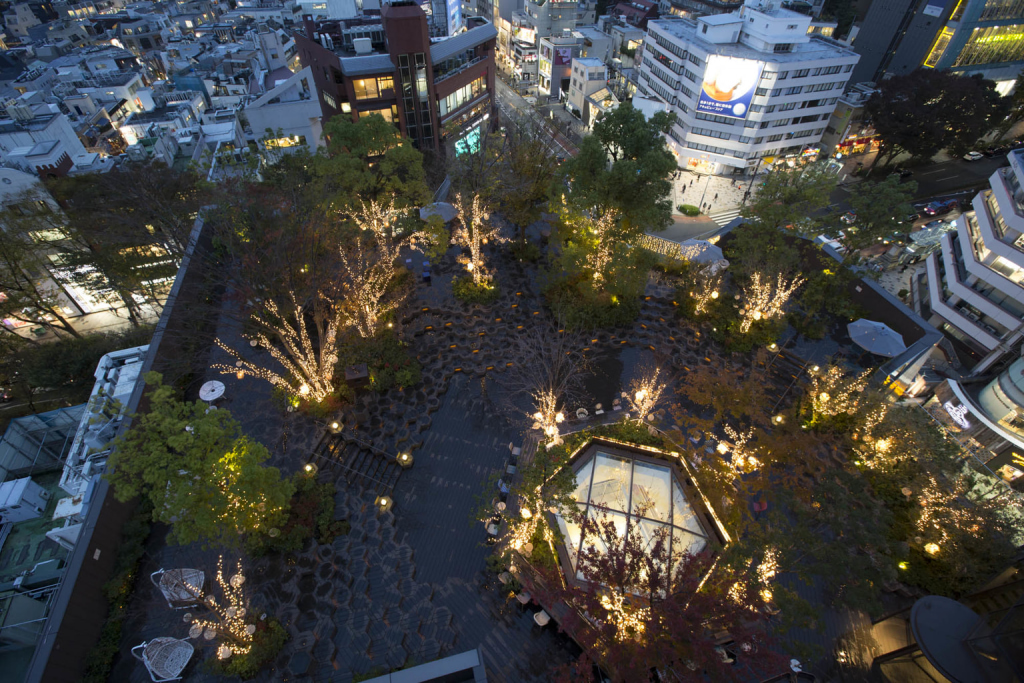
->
<box><xmin>739</xmin><ymin>271</ymin><xmax>806</xmax><ymax>333</ymax></box>
<box><xmin>802</xmin><ymin>365</ymin><xmax>883</xmax><ymax>433</ymax></box>
<box><xmin>626</xmin><ymin>362</ymin><xmax>667</xmax><ymax>423</ymax></box>
<box><xmin>453</xmin><ymin>192</ymin><xmax>505</xmax><ymax>285</ymax></box>
<box><xmin>184</xmin><ymin>557</ymin><xmax>257</xmax><ymax>659</ymax></box>
<box><xmin>530</xmin><ymin>506</ymin><xmax>786</xmax><ymax>682</ymax></box>
<box><xmin>340</xmin><ymin>198</ymin><xmax>421</xmax><ymax>338</ymax></box>
<box><xmin>691</xmin><ymin>266</ymin><xmax>723</xmax><ymax>316</ymax></box>
<box><xmin>105</xmin><ymin>373</ymin><xmax>294</xmax><ymax>547</ymax></box>
<box><xmin>214</xmin><ymin>290</ymin><xmax>342</xmax><ymax>402</ymax></box>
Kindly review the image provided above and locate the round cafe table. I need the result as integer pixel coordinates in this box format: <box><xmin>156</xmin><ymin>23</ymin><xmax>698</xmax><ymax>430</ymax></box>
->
<box><xmin>199</xmin><ymin>381</ymin><xmax>226</xmax><ymax>402</ymax></box>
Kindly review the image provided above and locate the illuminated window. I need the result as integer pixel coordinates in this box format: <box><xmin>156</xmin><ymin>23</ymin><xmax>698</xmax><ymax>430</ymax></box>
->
<box><xmin>924</xmin><ymin>26</ymin><xmax>955</xmax><ymax>68</ymax></box>
<box><xmin>357</xmin><ymin>105</ymin><xmax>399</xmax><ymax>122</ymax></box>
<box><xmin>953</xmin><ymin>24</ymin><xmax>1024</xmax><ymax>67</ymax></box>
<box><xmin>353</xmin><ymin>76</ymin><xmax>394</xmax><ymax>100</ymax></box>
<box><xmin>265</xmin><ymin>135</ymin><xmax>307</xmax><ymax>149</ymax></box>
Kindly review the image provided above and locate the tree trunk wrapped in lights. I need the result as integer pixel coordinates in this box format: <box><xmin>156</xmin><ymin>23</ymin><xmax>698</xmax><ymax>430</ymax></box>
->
<box><xmin>722</xmin><ymin>424</ymin><xmax>759</xmax><ymax>474</ymax></box>
<box><xmin>214</xmin><ymin>290</ymin><xmax>341</xmax><ymax>402</ymax></box>
<box><xmin>340</xmin><ymin>198</ymin><xmax>420</xmax><ymax>338</ymax></box>
<box><xmin>453</xmin><ymin>192</ymin><xmax>505</xmax><ymax>285</ymax></box>
<box><xmin>626</xmin><ymin>363</ymin><xmax>667</xmax><ymax>423</ymax></box>
<box><xmin>584</xmin><ymin>210</ymin><xmax>620</xmax><ymax>286</ymax></box>
<box><xmin>690</xmin><ymin>265</ymin><xmax>724</xmax><ymax>316</ymax></box>
<box><xmin>184</xmin><ymin>557</ymin><xmax>257</xmax><ymax>659</ymax></box>
<box><xmin>739</xmin><ymin>272</ymin><xmax>806</xmax><ymax>333</ymax></box>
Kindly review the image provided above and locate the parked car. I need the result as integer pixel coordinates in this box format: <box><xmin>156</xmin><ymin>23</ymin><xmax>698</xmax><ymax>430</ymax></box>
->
<box><xmin>900</xmin><ymin>212</ymin><xmax>920</xmax><ymax>224</ymax></box>
<box><xmin>924</xmin><ymin>219</ymin><xmax>947</xmax><ymax>229</ymax></box>
<box><xmin>892</xmin><ymin>167</ymin><xmax>914</xmax><ymax>179</ymax></box>
<box><xmin>923</xmin><ymin>199</ymin><xmax>959</xmax><ymax>216</ymax></box>
<box><xmin>963</xmin><ymin>151</ymin><xmax>984</xmax><ymax>161</ymax></box>
<box><xmin>840</xmin><ymin>211</ymin><xmax>857</xmax><ymax>224</ymax></box>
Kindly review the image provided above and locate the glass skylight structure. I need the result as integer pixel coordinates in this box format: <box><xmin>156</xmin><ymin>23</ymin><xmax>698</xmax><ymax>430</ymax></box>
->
<box><xmin>554</xmin><ymin>450</ymin><xmax>710</xmax><ymax>578</ymax></box>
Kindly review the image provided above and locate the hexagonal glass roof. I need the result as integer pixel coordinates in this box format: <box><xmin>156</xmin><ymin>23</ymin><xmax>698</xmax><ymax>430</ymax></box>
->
<box><xmin>554</xmin><ymin>449</ymin><xmax>710</xmax><ymax>579</ymax></box>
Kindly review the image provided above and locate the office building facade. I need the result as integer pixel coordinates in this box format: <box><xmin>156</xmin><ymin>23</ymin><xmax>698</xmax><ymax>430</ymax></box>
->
<box><xmin>295</xmin><ymin>2</ymin><xmax>497</xmax><ymax>153</ymax></box>
<box><xmin>917</xmin><ymin>149</ymin><xmax>1024</xmax><ymax>375</ymax></box>
<box><xmin>852</xmin><ymin>0</ymin><xmax>1024</xmax><ymax>91</ymax></box>
<box><xmin>636</xmin><ymin>1</ymin><xmax>858</xmax><ymax>175</ymax></box>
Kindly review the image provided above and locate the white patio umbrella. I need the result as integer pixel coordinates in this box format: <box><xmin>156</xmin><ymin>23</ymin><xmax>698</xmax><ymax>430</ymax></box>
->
<box><xmin>419</xmin><ymin>202</ymin><xmax>457</xmax><ymax>223</ymax></box>
<box><xmin>847</xmin><ymin>319</ymin><xmax>906</xmax><ymax>357</ymax></box>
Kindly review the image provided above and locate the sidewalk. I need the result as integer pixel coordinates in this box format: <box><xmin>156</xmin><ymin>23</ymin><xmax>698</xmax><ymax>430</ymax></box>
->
<box><xmin>670</xmin><ymin>169</ymin><xmax>762</xmax><ymax>227</ymax></box>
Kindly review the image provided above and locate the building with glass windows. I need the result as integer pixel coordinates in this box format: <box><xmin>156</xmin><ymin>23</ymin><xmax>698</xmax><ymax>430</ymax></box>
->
<box><xmin>851</xmin><ymin>0</ymin><xmax>1024</xmax><ymax>92</ymax></box>
<box><xmin>550</xmin><ymin>438</ymin><xmax>727</xmax><ymax>584</ymax></box>
<box><xmin>635</xmin><ymin>1</ymin><xmax>858</xmax><ymax>176</ymax></box>
<box><xmin>294</xmin><ymin>2</ymin><xmax>497</xmax><ymax>153</ymax></box>
<box><xmin>915</xmin><ymin>148</ymin><xmax>1024</xmax><ymax>377</ymax></box>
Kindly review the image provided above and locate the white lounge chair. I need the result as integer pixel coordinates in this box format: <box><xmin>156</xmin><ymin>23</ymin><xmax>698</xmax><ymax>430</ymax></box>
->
<box><xmin>533</xmin><ymin>610</ymin><xmax>551</xmax><ymax>627</ymax></box>
<box><xmin>132</xmin><ymin>637</ymin><xmax>194</xmax><ymax>682</ymax></box>
<box><xmin>151</xmin><ymin>568</ymin><xmax>204</xmax><ymax>609</ymax></box>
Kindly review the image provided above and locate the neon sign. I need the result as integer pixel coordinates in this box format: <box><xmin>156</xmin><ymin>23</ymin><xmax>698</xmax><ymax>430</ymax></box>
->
<box><xmin>943</xmin><ymin>401</ymin><xmax>971</xmax><ymax>429</ymax></box>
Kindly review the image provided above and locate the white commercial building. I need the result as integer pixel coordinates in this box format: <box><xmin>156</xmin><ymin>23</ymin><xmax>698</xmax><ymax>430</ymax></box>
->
<box><xmin>918</xmin><ymin>149</ymin><xmax>1024</xmax><ymax>376</ymax></box>
<box><xmin>636</xmin><ymin>0</ymin><xmax>858</xmax><ymax>176</ymax></box>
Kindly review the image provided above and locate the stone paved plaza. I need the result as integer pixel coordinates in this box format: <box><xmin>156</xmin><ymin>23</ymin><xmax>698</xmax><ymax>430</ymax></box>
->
<box><xmin>112</xmin><ymin>232</ymin><xmax>869</xmax><ymax>682</ymax></box>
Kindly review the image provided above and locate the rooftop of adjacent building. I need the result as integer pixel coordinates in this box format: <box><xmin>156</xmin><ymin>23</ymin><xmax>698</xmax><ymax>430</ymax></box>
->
<box><xmin>649</xmin><ymin>16</ymin><xmax>858</xmax><ymax>62</ymax></box>
<box><xmin>299</xmin><ymin>11</ymin><xmax>496</xmax><ymax>74</ymax></box>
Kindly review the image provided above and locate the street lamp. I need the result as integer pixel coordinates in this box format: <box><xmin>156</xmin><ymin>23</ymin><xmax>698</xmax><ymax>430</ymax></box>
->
<box><xmin>743</xmin><ymin>157</ymin><xmax>766</xmax><ymax>205</ymax></box>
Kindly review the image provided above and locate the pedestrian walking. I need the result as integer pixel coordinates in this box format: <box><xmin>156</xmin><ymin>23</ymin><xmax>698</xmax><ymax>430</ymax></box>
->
<box><xmin>714</xmin><ymin>193</ymin><xmax>719</xmax><ymax>201</ymax></box>
<box><xmin>690</xmin><ymin>179</ymin><xmax>694</xmax><ymax>186</ymax></box>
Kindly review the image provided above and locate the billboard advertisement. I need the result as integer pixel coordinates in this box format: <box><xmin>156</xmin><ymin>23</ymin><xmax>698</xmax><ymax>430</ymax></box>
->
<box><xmin>696</xmin><ymin>55</ymin><xmax>764</xmax><ymax>120</ymax></box>
<box><xmin>554</xmin><ymin>47</ymin><xmax>573</xmax><ymax>66</ymax></box>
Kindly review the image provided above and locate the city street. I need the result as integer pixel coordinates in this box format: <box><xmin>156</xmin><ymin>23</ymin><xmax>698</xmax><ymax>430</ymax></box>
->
<box><xmin>494</xmin><ymin>77</ymin><xmax>578</xmax><ymax>158</ymax></box>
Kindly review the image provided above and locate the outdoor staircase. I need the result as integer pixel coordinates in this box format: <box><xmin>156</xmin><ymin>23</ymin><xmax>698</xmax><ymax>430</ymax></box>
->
<box><xmin>311</xmin><ymin>433</ymin><xmax>402</xmax><ymax>498</ymax></box>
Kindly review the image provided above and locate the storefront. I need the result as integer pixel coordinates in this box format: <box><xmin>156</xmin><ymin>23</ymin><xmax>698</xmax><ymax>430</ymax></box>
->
<box><xmin>836</xmin><ymin>133</ymin><xmax>880</xmax><ymax>156</ymax></box>
<box><xmin>924</xmin><ymin>379</ymin><xmax>1024</xmax><ymax>485</ymax></box>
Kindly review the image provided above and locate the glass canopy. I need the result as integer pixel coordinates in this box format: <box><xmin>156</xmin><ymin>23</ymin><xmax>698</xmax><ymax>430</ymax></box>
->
<box><xmin>555</xmin><ymin>450</ymin><xmax>709</xmax><ymax>578</ymax></box>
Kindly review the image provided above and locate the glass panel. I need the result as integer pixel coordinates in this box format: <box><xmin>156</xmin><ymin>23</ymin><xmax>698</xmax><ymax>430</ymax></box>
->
<box><xmin>572</xmin><ymin>458</ymin><xmax>594</xmax><ymax>504</ymax></box>
<box><xmin>556</xmin><ymin>506</ymin><xmax>584</xmax><ymax>569</ymax></box>
<box><xmin>590</xmin><ymin>453</ymin><xmax>632</xmax><ymax>512</ymax></box>
<box><xmin>582</xmin><ymin>507</ymin><xmax>628</xmax><ymax>558</ymax></box>
<box><xmin>636</xmin><ymin>518</ymin><xmax>671</xmax><ymax>559</ymax></box>
<box><xmin>631</xmin><ymin>461</ymin><xmax>671</xmax><ymax>522</ymax></box>
<box><xmin>672</xmin><ymin>526</ymin><xmax>708</xmax><ymax>562</ymax></box>
<box><xmin>672</xmin><ymin>480</ymin><xmax>706</xmax><ymax>537</ymax></box>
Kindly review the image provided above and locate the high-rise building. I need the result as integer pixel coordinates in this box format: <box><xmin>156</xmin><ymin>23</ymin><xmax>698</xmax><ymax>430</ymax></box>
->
<box><xmin>851</xmin><ymin>0</ymin><xmax>1024</xmax><ymax>92</ymax></box>
<box><xmin>635</xmin><ymin>0</ymin><xmax>858</xmax><ymax>175</ymax></box>
<box><xmin>294</xmin><ymin>3</ymin><xmax>497</xmax><ymax>153</ymax></box>
<box><xmin>917</xmin><ymin>148</ymin><xmax>1024</xmax><ymax>375</ymax></box>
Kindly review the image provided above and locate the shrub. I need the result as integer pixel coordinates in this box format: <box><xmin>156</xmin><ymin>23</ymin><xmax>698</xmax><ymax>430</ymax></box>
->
<box><xmin>206</xmin><ymin>619</ymin><xmax>288</xmax><ymax>679</ymax></box>
<box><xmin>247</xmin><ymin>474</ymin><xmax>348</xmax><ymax>556</ymax></box>
<box><xmin>82</xmin><ymin>501</ymin><xmax>153</xmax><ymax>683</ymax></box>
<box><xmin>510</xmin><ymin>240</ymin><xmax>542</xmax><ymax>262</ymax></box>
<box><xmin>678</xmin><ymin>204</ymin><xmax>701</xmax><ymax>217</ymax></box>
<box><xmin>338</xmin><ymin>330</ymin><xmax>421</xmax><ymax>392</ymax></box>
<box><xmin>452</xmin><ymin>276</ymin><xmax>501</xmax><ymax>304</ymax></box>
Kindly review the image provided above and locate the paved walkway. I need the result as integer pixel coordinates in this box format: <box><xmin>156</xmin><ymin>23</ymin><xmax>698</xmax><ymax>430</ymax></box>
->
<box><xmin>670</xmin><ymin>168</ymin><xmax>764</xmax><ymax>228</ymax></box>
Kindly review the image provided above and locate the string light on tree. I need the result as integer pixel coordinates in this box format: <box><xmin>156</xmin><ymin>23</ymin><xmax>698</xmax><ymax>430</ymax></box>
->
<box><xmin>453</xmin><ymin>192</ymin><xmax>506</xmax><ymax>285</ymax></box>
<box><xmin>691</xmin><ymin>267</ymin><xmax>723</xmax><ymax>316</ymax></box>
<box><xmin>184</xmin><ymin>557</ymin><xmax>256</xmax><ymax>658</ymax></box>
<box><xmin>739</xmin><ymin>272</ymin><xmax>806</xmax><ymax>333</ymax></box>
<box><xmin>341</xmin><ymin>198</ymin><xmax>423</xmax><ymax>338</ymax></box>
<box><xmin>584</xmin><ymin>211</ymin><xmax>620</xmax><ymax>285</ymax></box>
<box><xmin>722</xmin><ymin>425</ymin><xmax>759</xmax><ymax>473</ymax></box>
<box><xmin>627</xmin><ymin>365</ymin><xmax>666</xmax><ymax>423</ymax></box>
<box><xmin>214</xmin><ymin>291</ymin><xmax>340</xmax><ymax>402</ymax></box>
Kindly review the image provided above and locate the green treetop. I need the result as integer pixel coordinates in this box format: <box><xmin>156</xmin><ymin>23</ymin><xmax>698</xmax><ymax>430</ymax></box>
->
<box><xmin>105</xmin><ymin>372</ymin><xmax>294</xmax><ymax>547</ymax></box>
<box><xmin>563</xmin><ymin>103</ymin><xmax>678</xmax><ymax>233</ymax></box>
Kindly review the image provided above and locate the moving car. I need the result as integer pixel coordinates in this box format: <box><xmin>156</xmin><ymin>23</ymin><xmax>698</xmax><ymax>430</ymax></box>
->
<box><xmin>923</xmin><ymin>199</ymin><xmax>959</xmax><ymax>216</ymax></box>
<box><xmin>963</xmin><ymin>151</ymin><xmax>984</xmax><ymax>161</ymax></box>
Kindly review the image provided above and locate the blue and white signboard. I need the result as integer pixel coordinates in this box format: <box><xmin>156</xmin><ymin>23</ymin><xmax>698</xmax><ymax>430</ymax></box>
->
<box><xmin>696</xmin><ymin>55</ymin><xmax>765</xmax><ymax>120</ymax></box>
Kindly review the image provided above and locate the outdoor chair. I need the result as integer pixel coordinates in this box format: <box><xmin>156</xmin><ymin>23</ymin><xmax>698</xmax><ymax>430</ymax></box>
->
<box><xmin>151</xmin><ymin>568</ymin><xmax>204</xmax><ymax>609</ymax></box>
<box><xmin>132</xmin><ymin>637</ymin><xmax>194</xmax><ymax>682</ymax></box>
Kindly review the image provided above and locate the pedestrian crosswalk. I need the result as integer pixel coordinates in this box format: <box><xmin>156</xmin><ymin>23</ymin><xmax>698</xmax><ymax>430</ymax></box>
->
<box><xmin>708</xmin><ymin>208</ymin><xmax>743</xmax><ymax>227</ymax></box>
